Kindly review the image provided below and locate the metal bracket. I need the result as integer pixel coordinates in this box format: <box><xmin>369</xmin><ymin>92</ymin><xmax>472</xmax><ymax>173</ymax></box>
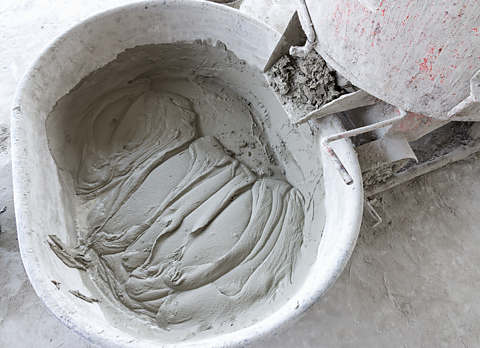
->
<box><xmin>364</xmin><ymin>198</ymin><xmax>383</xmax><ymax>228</ymax></box>
<box><xmin>293</xmin><ymin>90</ymin><xmax>379</xmax><ymax>125</ymax></box>
<box><xmin>470</xmin><ymin>69</ymin><xmax>480</xmax><ymax>102</ymax></box>
<box><xmin>289</xmin><ymin>0</ymin><xmax>316</xmax><ymax>57</ymax></box>
<box><xmin>263</xmin><ymin>11</ymin><xmax>306</xmax><ymax>72</ymax></box>
<box><xmin>447</xmin><ymin>69</ymin><xmax>480</xmax><ymax>118</ymax></box>
<box><xmin>319</xmin><ymin>70</ymin><xmax>480</xmax><ymax>185</ymax></box>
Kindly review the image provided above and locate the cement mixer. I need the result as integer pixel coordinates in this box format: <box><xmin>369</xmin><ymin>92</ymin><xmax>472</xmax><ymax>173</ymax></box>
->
<box><xmin>269</xmin><ymin>0</ymin><xmax>480</xmax><ymax>192</ymax></box>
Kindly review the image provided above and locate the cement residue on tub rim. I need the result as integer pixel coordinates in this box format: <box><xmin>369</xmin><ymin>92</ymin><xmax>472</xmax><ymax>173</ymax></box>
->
<box><xmin>11</xmin><ymin>1</ymin><xmax>363</xmax><ymax>347</ymax></box>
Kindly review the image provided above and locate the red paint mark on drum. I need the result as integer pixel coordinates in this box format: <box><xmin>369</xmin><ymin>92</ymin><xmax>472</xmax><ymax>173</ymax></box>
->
<box><xmin>419</xmin><ymin>58</ymin><xmax>432</xmax><ymax>74</ymax></box>
<box><xmin>415</xmin><ymin>44</ymin><xmax>449</xmax><ymax>81</ymax></box>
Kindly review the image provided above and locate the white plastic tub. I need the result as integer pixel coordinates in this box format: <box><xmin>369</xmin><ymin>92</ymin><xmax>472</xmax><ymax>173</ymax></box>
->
<box><xmin>11</xmin><ymin>1</ymin><xmax>363</xmax><ymax>347</ymax></box>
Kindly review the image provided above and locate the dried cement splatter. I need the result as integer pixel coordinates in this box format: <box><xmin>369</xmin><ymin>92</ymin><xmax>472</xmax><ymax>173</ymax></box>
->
<box><xmin>69</xmin><ymin>290</ymin><xmax>100</xmax><ymax>303</ymax></box>
<box><xmin>51</xmin><ymin>280</ymin><xmax>61</xmax><ymax>289</ymax></box>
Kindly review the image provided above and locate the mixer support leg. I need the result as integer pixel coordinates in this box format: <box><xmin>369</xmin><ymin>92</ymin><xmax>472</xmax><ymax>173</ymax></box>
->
<box><xmin>321</xmin><ymin>109</ymin><xmax>407</xmax><ymax>185</ymax></box>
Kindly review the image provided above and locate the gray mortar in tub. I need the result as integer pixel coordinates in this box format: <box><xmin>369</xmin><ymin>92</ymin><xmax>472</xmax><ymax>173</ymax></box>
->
<box><xmin>44</xmin><ymin>40</ymin><xmax>326</xmax><ymax>343</ymax></box>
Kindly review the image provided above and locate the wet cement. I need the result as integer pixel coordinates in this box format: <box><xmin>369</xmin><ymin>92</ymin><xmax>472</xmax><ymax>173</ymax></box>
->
<box><xmin>45</xmin><ymin>41</ymin><xmax>325</xmax><ymax>342</ymax></box>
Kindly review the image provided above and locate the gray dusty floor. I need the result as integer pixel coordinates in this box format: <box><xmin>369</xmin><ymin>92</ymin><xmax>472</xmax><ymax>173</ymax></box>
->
<box><xmin>2</xmin><ymin>1</ymin><xmax>480</xmax><ymax>347</ymax></box>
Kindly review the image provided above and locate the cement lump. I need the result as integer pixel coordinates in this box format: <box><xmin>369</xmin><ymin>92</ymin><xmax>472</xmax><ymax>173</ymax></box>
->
<box><xmin>269</xmin><ymin>50</ymin><xmax>355</xmax><ymax>111</ymax></box>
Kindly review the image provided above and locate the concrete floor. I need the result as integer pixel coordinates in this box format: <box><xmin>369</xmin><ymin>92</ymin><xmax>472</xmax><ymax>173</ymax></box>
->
<box><xmin>1</xmin><ymin>1</ymin><xmax>480</xmax><ymax>347</ymax></box>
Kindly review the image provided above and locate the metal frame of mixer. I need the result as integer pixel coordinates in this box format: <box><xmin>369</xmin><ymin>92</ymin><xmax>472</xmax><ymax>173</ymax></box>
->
<box><xmin>264</xmin><ymin>0</ymin><xmax>480</xmax><ymax>199</ymax></box>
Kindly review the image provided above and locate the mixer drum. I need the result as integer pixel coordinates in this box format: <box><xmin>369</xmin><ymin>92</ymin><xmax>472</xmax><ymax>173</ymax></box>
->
<box><xmin>306</xmin><ymin>0</ymin><xmax>480</xmax><ymax>118</ymax></box>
